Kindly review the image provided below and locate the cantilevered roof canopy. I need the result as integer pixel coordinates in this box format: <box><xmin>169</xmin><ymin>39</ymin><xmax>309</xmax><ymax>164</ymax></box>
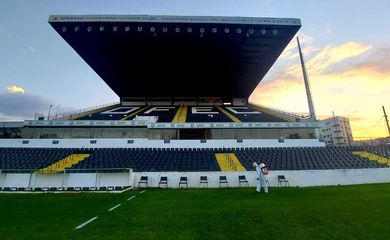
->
<box><xmin>49</xmin><ymin>15</ymin><xmax>300</xmax><ymax>101</ymax></box>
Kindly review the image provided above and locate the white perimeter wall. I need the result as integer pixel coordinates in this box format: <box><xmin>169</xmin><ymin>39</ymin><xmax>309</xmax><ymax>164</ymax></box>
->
<box><xmin>0</xmin><ymin>138</ymin><xmax>325</xmax><ymax>148</ymax></box>
<box><xmin>1</xmin><ymin>168</ymin><xmax>389</xmax><ymax>189</ymax></box>
<box><xmin>133</xmin><ymin>168</ymin><xmax>390</xmax><ymax>188</ymax></box>
<box><xmin>0</xmin><ymin>172</ymin><xmax>133</xmax><ymax>189</ymax></box>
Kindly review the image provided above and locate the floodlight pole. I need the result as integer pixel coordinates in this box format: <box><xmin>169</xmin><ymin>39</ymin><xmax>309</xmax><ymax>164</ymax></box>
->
<box><xmin>297</xmin><ymin>37</ymin><xmax>317</xmax><ymax>121</ymax></box>
<box><xmin>47</xmin><ymin>104</ymin><xmax>53</xmax><ymax>120</ymax></box>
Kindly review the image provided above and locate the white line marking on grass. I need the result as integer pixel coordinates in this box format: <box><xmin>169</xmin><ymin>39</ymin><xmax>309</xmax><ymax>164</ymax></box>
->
<box><xmin>108</xmin><ymin>204</ymin><xmax>122</xmax><ymax>212</ymax></box>
<box><xmin>140</xmin><ymin>190</ymin><xmax>146</xmax><ymax>194</ymax></box>
<box><xmin>127</xmin><ymin>196</ymin><xmax>136</xmax><ymax>201</ymax></box>
<box><xmin>75</xmin><ymin>216</ymin><xmax>98</xmax><ymax>230</ymax></box>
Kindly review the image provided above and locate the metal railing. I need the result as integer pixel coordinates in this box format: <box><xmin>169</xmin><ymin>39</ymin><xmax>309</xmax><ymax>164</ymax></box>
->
<box><xmin>249</xmin><ymin>103</ymin><xmax>310</xmax><ymax>122</ymax></box>
<box><xmin>35</xmin><ymin>102</ymin><xmax>120</xmax><ymax>120</ymax></box>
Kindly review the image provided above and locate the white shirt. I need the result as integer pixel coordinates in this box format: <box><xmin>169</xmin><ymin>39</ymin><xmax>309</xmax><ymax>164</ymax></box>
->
<box><xmin>255</xmin><ymin>165</ymin><xmax>264</xmax><ymax>177</ymax></box>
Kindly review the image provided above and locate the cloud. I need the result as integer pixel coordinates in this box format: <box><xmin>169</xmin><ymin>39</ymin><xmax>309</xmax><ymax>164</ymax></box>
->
<box><xmin>306</xmin><ymin>41</ymin><xmax>372</xmax><ymax>74</ymax></box>
<box><xmin>0</xmin><ymin>92</ymin><xmax>51</xmax><ymax>119</ymax></box>
<box><xmin>27</xmin><ymin>46</ymin><xmax>37</xmax><ymax>52</ymax></box>
<box><xmin>7</xmin><ymin>85</ymin><xmax>25</xmax><ymax>94</ymax></box>
<box><xmin>250</xmin><ymin>40</ymin><xmax>390</xmax><ymax>139</ymax></box>
<box><xmin>0</xmin><ymin>25</ymin><xmax>11</xmax><ymax>38</ymax></box>
<box><xmin>280</xmin><ymin>33</ymin><xmax>316</xmax><ymax>60</ymax></box>
<box><xmin>0</xmin><ymin>91</ymin><xmax>76</xmax><ymax>121</ymax></box>
<box><xmin>324</xmin><ymin>46</ymin><xmax>390</xmax><ymax>75</ymax></box>
<box><xmin>325</xmin><ymin>25</ymin><xmax>332</xmax><ymax>34</ymax></box>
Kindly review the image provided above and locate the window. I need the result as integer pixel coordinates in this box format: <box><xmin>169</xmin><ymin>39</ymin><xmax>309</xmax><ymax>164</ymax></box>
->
<box><xmin>90</xmin><ymin>140</ymin><xmax>97</xmax><ymax>144</ymax></box>
<box><xmin>52</xmin><ymin>140</ymin><xmax>59</xmax><ymax>144</ymax></box>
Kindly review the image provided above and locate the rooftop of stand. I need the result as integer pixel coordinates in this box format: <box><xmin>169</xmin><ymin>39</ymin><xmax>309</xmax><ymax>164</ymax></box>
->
<box><xmin>49</xmin><ymin>15</ymin><xmax>301</xmax><ymax>101</ymax></box>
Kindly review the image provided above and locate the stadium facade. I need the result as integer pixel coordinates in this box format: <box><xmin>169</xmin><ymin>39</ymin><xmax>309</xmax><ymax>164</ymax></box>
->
<box><xmin>0</xmin><ymin>15</ymin><xmax>389</xmax><ymax>191</ymax></box>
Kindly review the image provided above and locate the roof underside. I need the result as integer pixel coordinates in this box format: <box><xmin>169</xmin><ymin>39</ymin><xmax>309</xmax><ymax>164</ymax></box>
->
<box><xmin>49</xmin><ymin>15</ymin><xmax>301</xmax><ymax>101</ymax></box>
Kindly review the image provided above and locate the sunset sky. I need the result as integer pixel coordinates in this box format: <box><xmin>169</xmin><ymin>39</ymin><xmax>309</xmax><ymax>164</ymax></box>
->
<box><xmin>0</xmin><ymin>0</ymin><xmax>389</xmax><ymax>139</ymax></box>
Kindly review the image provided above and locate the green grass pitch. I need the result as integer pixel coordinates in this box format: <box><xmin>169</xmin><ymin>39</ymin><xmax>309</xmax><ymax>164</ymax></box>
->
<box><xmin>0</xmin><ymin>184</ymin><xmax>389</xmax><ymax>240</ymax></box>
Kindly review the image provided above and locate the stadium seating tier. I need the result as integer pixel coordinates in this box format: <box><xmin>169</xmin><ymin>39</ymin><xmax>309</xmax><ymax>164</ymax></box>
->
<box><xmin>76</xmin><ymin>105</ymin><xmax>287</xmax><ymax>123</ymax></box>
<box><xmin>1</xmin><ymin>146</ymin><xmax>388</xmax><ymax>172</ymax></box>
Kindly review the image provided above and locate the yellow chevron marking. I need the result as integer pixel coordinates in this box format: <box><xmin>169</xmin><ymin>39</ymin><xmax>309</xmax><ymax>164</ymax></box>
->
<box><xmin>121</xmin><ymin>106</ymin><xmax>149</xmax><ymax>120</ymax></box>
<box><xmin>352</xmin><ymin>151</ymin><xmax>390</xmax><ymax>166</ymax></box>
<box><xmin>172</xmin><ymin>105</ymin><xmax>188</xmax><ymax>123</ymax></box>
<box><xmin>216</xmin><ymin>106</ymin><xmax>241</xmax><ymax>123</ymax></box>
<box><xmin>215</xmin><ymin>153</ymin><xmax>246</xmax><ymax>171</ymax></box>
<box><xmin>38</xmin><ymin>154</ymin><xmax>90</xmax><ymax>174</ymax></box>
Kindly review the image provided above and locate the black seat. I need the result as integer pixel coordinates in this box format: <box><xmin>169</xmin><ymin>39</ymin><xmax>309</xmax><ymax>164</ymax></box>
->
<box><xmin>277</xmin><ymin>175</ymin><xmax>290</xmax><ymax>187</ymax></box>
<box><xmin>159</xmin><ymin>176</ymin><xmax>168</xmax><ymax>188</ymax></box>
<box><xmin>219</xmin><ymin>176</ymin><xmax>228</xmax><ymax>188</ymax></box>
<box><xmin>138</xmin><ymin>176</ymin><xmax>148</xmax><ymax>188</ymax></box>
<box><xmin>179</xmin><ymin>177</ymin><xmax>188</xmax><ymax>188</ymax></box>
<box><xmin>238</xmin><ymin>175</ymin><xmax>249</xmax><ymax>187</ymax></box>
<box><xmin>200</xmin><ymin>176</ymin><xmax>208</xmax><ymax>188</ymax></box>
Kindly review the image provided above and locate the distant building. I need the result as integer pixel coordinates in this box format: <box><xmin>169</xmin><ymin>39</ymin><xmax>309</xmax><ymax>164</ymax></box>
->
<box><xmin>320</xmin><ymin>116</ymin><xmax>353</xmax><ymax>146</ymax></box>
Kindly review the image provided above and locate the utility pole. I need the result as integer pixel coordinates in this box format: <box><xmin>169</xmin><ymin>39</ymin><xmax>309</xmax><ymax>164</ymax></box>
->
<box><xmin>297</xmin><ymin>37</ymin><xmax>317</xmax><ymax>121</ymax></box>
<box><xmin>383</xmin><ymin>106</ymin><xmax>390</xmax><ymax>137</ymax></box>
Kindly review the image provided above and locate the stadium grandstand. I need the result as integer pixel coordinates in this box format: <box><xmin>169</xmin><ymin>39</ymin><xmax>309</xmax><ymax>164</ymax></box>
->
<box><xmin>0</xmin><ymin>15</ymin><xmax>389</xmax><ymax>191</ymax></box>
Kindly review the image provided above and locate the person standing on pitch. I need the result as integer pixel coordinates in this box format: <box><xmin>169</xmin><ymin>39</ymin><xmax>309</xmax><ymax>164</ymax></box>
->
<box><xmin>253</xmin><ymin>162</ymin><xmax>268</xmax><ymax>193</ymax></box>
